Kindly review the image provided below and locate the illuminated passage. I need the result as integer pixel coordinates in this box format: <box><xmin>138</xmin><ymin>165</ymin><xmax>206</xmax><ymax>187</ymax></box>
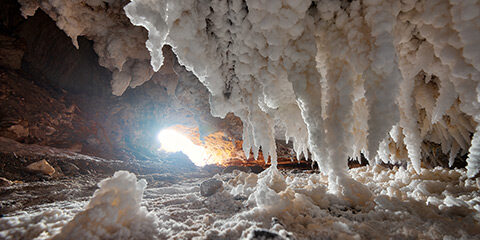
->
<box><xmin>157</xmin><ymin>128</ymin><xmax>208</xmax><ymax>167</ymax></box>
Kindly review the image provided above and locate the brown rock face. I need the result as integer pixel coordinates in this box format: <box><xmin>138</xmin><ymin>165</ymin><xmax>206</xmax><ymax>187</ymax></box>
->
<box><xmin>26</xmin><ymin>159</ymin><xmax>55</xmax><ymax>175</ymax></box>
<box><xmin>0</xmin><ymin>177</ymin><xmax>13</xmax><ymax>187</ymax></box>
<box><xmin>18</xmin><ymin>10</ymin><xmax>112</xmax><ymax>96</ymax></box>
<box><xmin>0</xmin><ymin>34</ymin><xmax>24</xmax><ymax>69</ymax></box>
<box><xmin>0</xmin><ymin>69</ymin><xmax>94</xmax><ymax>149</ymax></box>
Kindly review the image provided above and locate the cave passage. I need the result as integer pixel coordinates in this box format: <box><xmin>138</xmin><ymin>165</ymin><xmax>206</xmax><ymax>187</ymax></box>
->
<box><xmin>0</xmin><ymin>0</ymin><xmax>480</xmax><ymax>239</ymax></box>
<box><xmin>157</xmin><ymin>127</ymin><xmax>208</xmax><ymax>167</ymax></box>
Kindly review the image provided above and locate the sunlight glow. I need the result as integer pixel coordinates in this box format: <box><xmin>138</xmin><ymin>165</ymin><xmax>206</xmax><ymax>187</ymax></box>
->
<box><xmin>157</xmin><ymin>129</ymin><xmax>208</xmax><ymax>167</ymax></box>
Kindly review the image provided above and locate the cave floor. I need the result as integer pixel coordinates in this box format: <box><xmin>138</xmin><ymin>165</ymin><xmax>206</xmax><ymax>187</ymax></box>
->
<box><xmin>0</xmin><ymin>135</ymin><xmax>479</xmax><ymax>239</ymax></box>
<box><xmin>1</xmin><ymin>162</ymin><xmax>480</xmax><ymax>239</ymax></box>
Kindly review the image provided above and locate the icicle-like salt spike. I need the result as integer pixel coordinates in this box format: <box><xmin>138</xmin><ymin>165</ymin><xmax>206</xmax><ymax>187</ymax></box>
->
<box><xmin>395</xmin><ymin>28</ymin><xmax>423</xmax><ymax>173</ymax></box>
<box><xmin>398</xmin><ymin>75</ymin><xmax>422</xmax><ymax>173</ymax></box>
<box><xmin>467</xmin><ymin>125</ymin><xmax>480</xmax><ymax>178</ymax></box>
<box><xmin>363</xmin><ymin>0</ymin><xmax>401</xmax><ymax>161</ymax></box>
<box><xmin>242</xmin><ymin>120</ymin><xmax>254</xmax><ymax>160</ymax></box>
<box><xmin>449</xmin><ymin>142</ymin><xmax>460</xmax><ymax>168</ymax></box>
<box><xmin>432</xmin><ymin>77</ymin><xmax>457</xmax><ymax>124</ymax></box>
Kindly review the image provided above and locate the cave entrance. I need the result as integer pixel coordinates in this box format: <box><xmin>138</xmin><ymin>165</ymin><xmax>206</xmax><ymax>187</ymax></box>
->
<box><xmin>156</xmin><ymin>124</ymin><xmax>243</xmax><ymax>167</ymax></box>
<box><xmin>157</xmin><ymin>126</ymin><xmax>208</xmax><ymax>167</ymax></box>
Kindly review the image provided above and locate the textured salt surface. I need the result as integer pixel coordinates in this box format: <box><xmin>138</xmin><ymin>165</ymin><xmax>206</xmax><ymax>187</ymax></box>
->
<box><xmin>1</xmin><ymin>166</ymin><xmax>479</xmax><ymax>239</ymax></box>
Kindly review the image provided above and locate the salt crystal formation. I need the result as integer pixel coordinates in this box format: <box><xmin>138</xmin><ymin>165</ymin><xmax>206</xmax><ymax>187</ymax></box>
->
<box><xmin>1</xmin><ymin>167</ymin><xmax>479</xmax><ymax>239</ymax></box>
<box><xmin>18</xmin><ymin>0</ymin><xmax>480</xmax><ymax>192</ymax></box>
<box><xmin>52</xmin><ymin>171</ymin><xmax>158</xmax><ymax>239</ymax></box>
<box><xmin>18</xmin><ymin>0</ymin><xmax>154</xmax><ymax>96</ymax></box>
<box><xmin>123</xmin><ymin>0</ymin><xmax>480</xmax><ymax>188</ymax></box>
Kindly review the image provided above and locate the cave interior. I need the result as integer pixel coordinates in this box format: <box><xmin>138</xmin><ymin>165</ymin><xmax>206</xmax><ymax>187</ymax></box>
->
<box><xmin>0</xmin><ymin>0</ymin><xmax>480</xmax><ymax>239</ymax></box>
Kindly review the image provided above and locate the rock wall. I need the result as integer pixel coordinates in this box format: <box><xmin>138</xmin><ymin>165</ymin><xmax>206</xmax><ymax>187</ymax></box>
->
<box><xmin>0</xmin><ymin>0</ymin><xmax>252</xmax><ymax>166</ymax></box>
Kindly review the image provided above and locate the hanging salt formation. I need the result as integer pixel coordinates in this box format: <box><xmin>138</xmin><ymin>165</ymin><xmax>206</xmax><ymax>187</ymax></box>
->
<box><xmin>123</xmin><ymin>0</ymin><xmax>480</xmax><ymax>181</ymax></box>
<box><xmin>17</xmin><ymin>0</ymin><xmax>480</xmax><ymax>188</ymax></box>
<box><xmin>18</xmin><ymin>0</ymin><xmax>154</xmax><ymax>96</ymax></box>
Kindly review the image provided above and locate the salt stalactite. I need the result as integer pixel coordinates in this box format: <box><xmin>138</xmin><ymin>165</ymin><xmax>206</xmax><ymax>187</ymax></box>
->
<box><xmin>395</xmin><ymin>20</ymin><xmax>425</xmax><ymax>173</ymax></box>
<box><xmin>313</xmin><ymin>0</ymin><xmax>357</xmax><ymax>189</ymax></box>
<box><xmin>362</xmin><ymin>0</ymin><xmax>402</xmax><ymax>163</ymax></box>
<box><xmin>53</xmin><ymin>171</ymin><xmax>158</xmax><ymax>239</ymax></box>
<box><xmin>123</xmin><ymin>0</ymin><xmax>480</xmax><ymax>191</ymax></box>
<box><xmin>18</xmin><ymin>0</ymin><xmax>154</xmax><ymax>96</ymax></box>
<box><xmin>16</xmin><ymin>0</ymin><xmax>480</xmax><ymax>180</ymax></box>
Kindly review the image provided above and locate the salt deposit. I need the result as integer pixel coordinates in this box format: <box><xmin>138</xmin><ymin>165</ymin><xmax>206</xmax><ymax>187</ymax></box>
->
<box><xmin>17</xmin><ymin>0</ymin><xmax>480</xmax><ymax>190</ymax></box>
<box><xmin>122</xmin><ymin>0</ymin><xmax>480</xmax><ymax>194</ymax></box>
<box><xmin>52</xmin><ymin>171</ymin><xmax>158</xmax><ymax>240</ymax></box>
<box><xmin>1</xmin><ymin>168</ymin><xmax>479</xmax><ymax>239</ymax></box>
<box><xmin>18</xmin><ymin>0</ymin><xmax>153</xmax><ymax>95</ymax></box>
<box><xmin>6</xmin><ymin>1</ymin><xmax>480</xmax><ymax>238</ymax></box>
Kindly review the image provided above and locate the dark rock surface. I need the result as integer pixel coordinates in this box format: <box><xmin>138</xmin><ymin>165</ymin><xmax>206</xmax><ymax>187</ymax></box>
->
<box><xmin>0</xmin><ymin>177</ymin><xmax>12</xmax><ymax>187</ymax></box>
<box><xmin>223</xmin><ymin>165</ymin><xmax>251</xmax><ymax>174</ymax></box>
<box><xmin>200</xmin><ymin>178</ymin><xmax>223</xmax><ymax>197</ymax></box>
<box><xmin>250</xmin><ymin>165</ymin><xmax>265</xmax><ymax>174</ymax></box>
<box><xmin>0</xmin><ymin>137</ymin><xmax>123</xmax><ymax>181</ymax></box>
<box><xmin>0</xmin><ymin>34</ymin><xmax>24</xmax><ymax>69</ymax></box>
<box><xmin>248</xmin><ymin>229</ymin><xmax>284</xmax><ymax>240</ymax></box>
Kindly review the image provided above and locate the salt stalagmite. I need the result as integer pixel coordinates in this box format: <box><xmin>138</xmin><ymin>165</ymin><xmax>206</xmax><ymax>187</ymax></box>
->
<box><xmin>52</xmin><ymin>171</ymin><xmax>158</xmax><ymax>239</ymax></box>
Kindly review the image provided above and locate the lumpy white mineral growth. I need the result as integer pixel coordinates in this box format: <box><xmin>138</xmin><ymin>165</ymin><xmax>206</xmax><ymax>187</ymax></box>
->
<box><xmin>123</xmin><ymin>0</ymin><xmax>480</xmax><ymax>190</ymax></box>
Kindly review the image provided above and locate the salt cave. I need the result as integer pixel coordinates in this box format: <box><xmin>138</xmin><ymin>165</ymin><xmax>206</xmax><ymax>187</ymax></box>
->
<box><xmin>0</xmin><ymin>0</ymin><xmax>480</xmax><ymax>239</ymax></box>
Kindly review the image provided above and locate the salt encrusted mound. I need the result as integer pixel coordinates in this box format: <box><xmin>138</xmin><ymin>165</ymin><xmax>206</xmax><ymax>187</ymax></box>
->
<box><xmin>53</xmin><ymin>171</ymin><xmax>158</xmax><ymax>240</ymax></box>
<box><xmin>123</xmin><ymin>0</ymin><xmax>480</xmax><ymax>188</ymax></box>
<box><xmin>0</xmin><ymin>166</ymin><xmax>479</xmax><ymax>239</ymax></box>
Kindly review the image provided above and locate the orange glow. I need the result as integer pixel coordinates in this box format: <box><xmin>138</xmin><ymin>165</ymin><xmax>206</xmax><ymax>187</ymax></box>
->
<box><xmin>158</xmin><ymin>124</ymin><xmax>295</xmax><ymax>167</ymax></box>
<box><xmin>157</xmin><ymin>125</ymin><xmax>243</xmax><ymax>166</ymax></box>
<box><xmin>157</xmin><ymin>129</ymin><xmax>208</xmax><ymax>167</ymax></box>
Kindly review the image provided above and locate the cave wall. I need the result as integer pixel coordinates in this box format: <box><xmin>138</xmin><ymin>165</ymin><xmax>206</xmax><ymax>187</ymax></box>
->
<box><xmin>0</xmin><ymin>0</ymin><xmax>251</xmax><ymax>165</ymax></box>
<box><xmin>18</xmin><ymin>10</ymin><xmax>112</xmax><ymax>96</ymax></box>
<box><xmin>1</xmin><ymin>0</ymin><xmax>111</xmax><ymax>96</ymax></box>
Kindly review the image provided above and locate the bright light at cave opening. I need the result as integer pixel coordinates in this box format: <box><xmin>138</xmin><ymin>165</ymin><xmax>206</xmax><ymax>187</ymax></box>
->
<box><xmin>157</xmin><ymin>129</ymin><xmax>208</xmax><ymax>167</ymax></box>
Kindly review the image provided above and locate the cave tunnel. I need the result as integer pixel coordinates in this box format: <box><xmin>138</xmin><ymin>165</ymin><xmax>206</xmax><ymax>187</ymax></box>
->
<box><xmin>0</xmin><ymin>0</ymin><xmax>480</xmax><ymax>239</ymax></box>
